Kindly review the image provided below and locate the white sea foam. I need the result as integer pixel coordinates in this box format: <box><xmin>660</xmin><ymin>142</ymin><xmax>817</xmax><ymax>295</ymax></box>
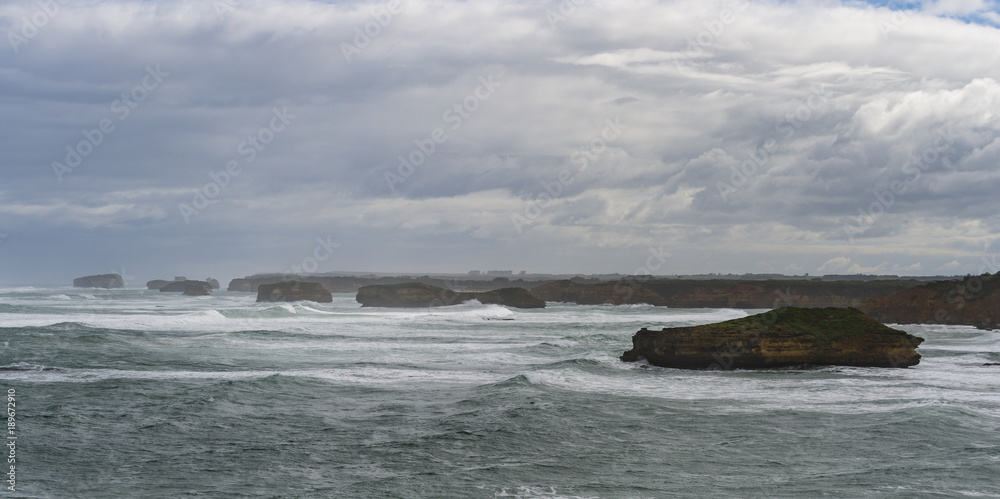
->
<box><xmin>0</xmin><ymin>365</ymin><xmax>506</xmax><ymax>386</ymax></box>
<box><xmin>491</xmin><ymin>486</ymin><xmax>599</xmax><ymax>499</ymax></box>
<box><xmin>518</xmin><ymin>355</ymin><xmax>1000</xmax><ymax>415</ymax></box>
<box><xmin>297</xmin><ymin>305</ymin><xmax>341</xmax><ymax>315</ymax></box>
<box><xmin>4</xmin><ymin>286</ymin><xmax>1000</xmax><ymax>419</ymax></box>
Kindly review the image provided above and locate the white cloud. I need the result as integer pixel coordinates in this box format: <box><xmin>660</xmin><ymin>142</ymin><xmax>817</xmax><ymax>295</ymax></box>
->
<box><xmin>892</xmin><ymin>262</ymin><xmax>924</xmax><ymax>272</ymax></box>
<box><xmin>818</xmin><ymin>257</ymin><xmax>852</xmax><ymax>273</ymax></box>
<box><xmin>936</xmin><ymin>259</ymin><xmax>961</xmax><ymax>271</ymax></box>
<box><xmin>1</xmin><ymin>0</ymin><xmax>999</xmax><ymax>283</ymax></box>
<box><xmin>847</xmin><ymin>262</ymin><xmax>889</xmax><ymax>274</ymax></box>
<box><xmin>923</xmin><ymin>0</ymin><xmax>990</xmax><ymax>16</ymax></box>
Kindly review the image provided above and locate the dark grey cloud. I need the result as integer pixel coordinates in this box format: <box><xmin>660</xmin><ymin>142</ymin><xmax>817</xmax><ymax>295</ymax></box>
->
<box><xmin>1</xmin><ymin>0</ymin><xmax>999</xmax><ymax>284</ymax></box>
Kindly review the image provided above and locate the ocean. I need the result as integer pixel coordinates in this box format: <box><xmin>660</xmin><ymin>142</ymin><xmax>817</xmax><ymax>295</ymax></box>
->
<box><xmin>1</xmin><ymin>287</ymin><xmax>998</xmax><ymax>498</ymax></box>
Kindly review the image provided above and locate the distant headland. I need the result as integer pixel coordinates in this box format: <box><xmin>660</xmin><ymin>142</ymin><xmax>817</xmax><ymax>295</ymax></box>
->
<box><xmin>71</xmin><ymin>270</ymin><xmax>1000</xmax><ymax>329</ymax></box>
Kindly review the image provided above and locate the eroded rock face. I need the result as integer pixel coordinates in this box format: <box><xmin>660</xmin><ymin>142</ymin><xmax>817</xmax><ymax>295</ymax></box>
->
<box><xmin>859</xmin><ymin>273</ymin><xmax>1000</xmax><ymax>330</ymax></box>
<box><xmin>257</xmin><ymin>281</ymin><xmax>333</xmax><ymax>303</ymax></box>
<box><xmin>73</xmin><ymin>274</ymin><xmax>125</xmax><ymax>289</ymax></box>
<box><xmin>356</xmin><ymin>282</ymin><xmax>545</xmax><ymax>309</ymax></box>
<box><xmin>621</xmin><ymin>307</ymin><xmax>923</xmax><ymax>369</ymax></box>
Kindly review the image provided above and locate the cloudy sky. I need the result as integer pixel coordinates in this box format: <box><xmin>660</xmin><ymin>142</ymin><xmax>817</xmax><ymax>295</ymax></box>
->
<box><xmin>1</xmin><ymin>0</ymin><xmax>999</xmax><ymax>285</ymax></box>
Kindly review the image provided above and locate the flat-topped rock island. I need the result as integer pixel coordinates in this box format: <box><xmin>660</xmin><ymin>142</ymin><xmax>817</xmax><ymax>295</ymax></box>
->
<box><xmin>73</xmin><ymin>274</ymin><xmax>125</xmax><ymax>289</ymax></box>
<box><xmin>621</xmin><ymin>307</ymin><xmax>924</xmax><ymax>370</ymax></box>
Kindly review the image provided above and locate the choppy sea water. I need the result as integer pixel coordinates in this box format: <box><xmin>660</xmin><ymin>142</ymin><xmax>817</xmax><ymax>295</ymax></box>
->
<box><xmin>1</xmin><ymin>287</ymin><xmax>999</xmax><ymax>498</ymax></box>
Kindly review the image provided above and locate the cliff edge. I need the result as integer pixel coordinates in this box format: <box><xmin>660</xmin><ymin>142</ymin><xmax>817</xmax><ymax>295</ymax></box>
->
<box><xmin>859</xmin><ymin>273</ymin><xmax>1000</xmax><ymax>330</ymax></box>
<box><xmin>257</xmin><ymin>281</ymin><xmax>333</xmax><ymax>303</ymax></box>
<box><xmin>356</xmin><ymin>282</ymin><xmax>545</xmax><ymax>309</ymax></box>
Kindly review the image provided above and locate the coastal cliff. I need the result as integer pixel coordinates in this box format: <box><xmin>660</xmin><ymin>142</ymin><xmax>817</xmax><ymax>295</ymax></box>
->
<box><xmin>356</xmin><ymin>282</ymin><xmax>545</xmax><ymax>309</ymax></box>
<box><xmin>860</xmin><ymin>273</ymin><xmax>1000</xmax><ymax>329</ymax></box>
<box><xmin>532</xmin><ymin>279</ymin><xmax>923</xmax><ymax>308</ymax></box>
<box><xmin>228</xmin><ymin>274</ymin><xmax>551</xmax><ymax>293</ymax></box>
<box><xmin>621</xmin><ymin>307</ymin><xmax>923</xmax><ymax>369</ymax></box>
<box><xmin>257</xmin><ymin>281</ymin><xmax>333</xmax><ymax>303</ymax></box>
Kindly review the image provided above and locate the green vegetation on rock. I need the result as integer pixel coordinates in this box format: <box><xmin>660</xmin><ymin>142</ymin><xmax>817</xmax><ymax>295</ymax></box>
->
<box><xmin>622</xmin><ymin>306</ymin><xmax>923</xmax><ymax>369</ymax></box>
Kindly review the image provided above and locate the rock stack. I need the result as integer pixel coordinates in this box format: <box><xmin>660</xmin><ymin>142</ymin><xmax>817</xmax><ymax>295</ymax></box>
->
<box><xmin>621</xmin><ymin>307</ymin><xmax>923</xmax><ymax>369</ymax></box>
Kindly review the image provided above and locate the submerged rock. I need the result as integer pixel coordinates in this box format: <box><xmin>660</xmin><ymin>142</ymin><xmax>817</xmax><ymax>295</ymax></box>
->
<box><xmin>356</xmin><ymin>282</ymin><xmax>545</xmax><ymax>309</ymax></box>
<box><xmin>621</xmin><ymin>307</ymin><xmax>923</xmax><ymax>369</ymax></box>
<box><xmin>73</xmin><ymin>274</ymin><xmax>125</xmax><ymax>289</ymax></box>
<box><xmin>257</xmin><ymin>281</ymin><xmax>333</xmax><ymax>303</ymax></box>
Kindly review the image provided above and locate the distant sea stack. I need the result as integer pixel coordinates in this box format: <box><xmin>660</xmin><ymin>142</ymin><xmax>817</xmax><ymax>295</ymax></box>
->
<box><xmin>149</xmin><ymin>277</ymin><xmax>220</xmax><ymax>292</ymax></box>
<box><xmin>73</xmin><ymin>274</ymin><xmax>125</xmax><ymax>289</ymax></box>
<box><xmin>859</xmin><ymin>273</ymin><xmax>1000</xmax><ymax>330</ymax></box>
<box><xmin>621</xmin><ymin>307</ymin><xmax>923</xmax><ymax>369</ymax></box>
<box><xmin>356</xmin><ymin>282</ymin><xmax>545</xmax><ymax>309</ymax></box>
<box><xmin>257</xmin><ymin>281</ymin><xmax>333</xmax><ymax>303</ymax></box>
<box><xmin>183</xmin><ymin>284</ymin><xmax>211</xmax><ymax>296</ymax></box>
<box><xmin>159</xmin><ymin>280</ymin><xmax>213</xmax><ymax>294</ymax></box>
<box><xmin>146</xmin><ymin>280</ymin><xmax>171</xmax><ymax>290</ymax></box>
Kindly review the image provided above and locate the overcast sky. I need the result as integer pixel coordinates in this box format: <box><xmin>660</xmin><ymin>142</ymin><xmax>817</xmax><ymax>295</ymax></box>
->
<box><xmin>1</xmin><ymin>0</ymin><xmax>999</xmax><ymax>286</ymax></box>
